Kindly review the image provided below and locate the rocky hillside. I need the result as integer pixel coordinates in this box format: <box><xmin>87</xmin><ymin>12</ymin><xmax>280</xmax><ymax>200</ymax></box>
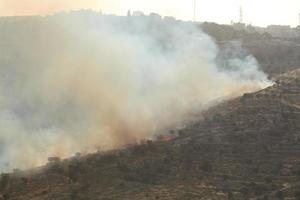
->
<box><xmin>0</xmin><ymin>69</ymin><xmax>299</xmax><ymax>200</ymax></box>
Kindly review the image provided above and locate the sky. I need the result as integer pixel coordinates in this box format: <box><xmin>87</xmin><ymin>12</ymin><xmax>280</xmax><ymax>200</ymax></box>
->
<box><xmin>0</xmin><ymin>0</ymin><xmax>299</xmax><ymax>27</ymax></box>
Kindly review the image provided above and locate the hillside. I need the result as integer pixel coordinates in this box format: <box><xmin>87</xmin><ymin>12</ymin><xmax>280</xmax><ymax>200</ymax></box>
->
<box><xmin>201</xmin><ymin>22</ymin><xmax>300</xmax><ymax>76</ymax></box>
<box><xmin>0</xmin><ymin>69</ymin><xmax>299</xmax><ymax>200</ymax></box>
<box><xmin>0</xmin><ymin>12</ymin><xmax>299</xmax><ymax>200</ymax></box>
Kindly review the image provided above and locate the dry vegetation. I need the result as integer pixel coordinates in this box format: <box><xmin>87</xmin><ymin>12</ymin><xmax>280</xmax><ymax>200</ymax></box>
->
<box><xmin>0</xmin><ymin>69</ymin><xmax>299</xmax><ymax>200</ymax></box>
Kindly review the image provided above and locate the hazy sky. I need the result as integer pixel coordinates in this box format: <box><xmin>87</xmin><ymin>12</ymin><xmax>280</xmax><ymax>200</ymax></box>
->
<box><xmin>0</xmin><ymin>0</ymin><xmax>299</xmax><ymax>27</ymax></box>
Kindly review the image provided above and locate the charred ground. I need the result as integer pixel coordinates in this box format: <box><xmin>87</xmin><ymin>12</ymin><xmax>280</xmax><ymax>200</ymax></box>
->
<box><xmin>0</xmin><ymin>70</ymin><xmax>299</xmax><ymax>200</ymax></box>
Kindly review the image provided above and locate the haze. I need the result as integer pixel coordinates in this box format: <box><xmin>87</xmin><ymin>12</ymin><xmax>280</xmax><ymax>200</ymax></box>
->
<box><xmin>0</xmin><ymin>0</ymin><xmax>299</xmax><ymax>27</ymax></box>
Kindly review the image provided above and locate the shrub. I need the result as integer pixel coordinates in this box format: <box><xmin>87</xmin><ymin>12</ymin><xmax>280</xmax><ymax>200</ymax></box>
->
<box><xmin>295</xmin><ymin>191</ymin><xmax>300</xmax><ymax>200</ymax></box>
<box><xmin>295</xmin><ymin>169</ymin><xmax>300</xmax><ymax>178</ymax></box>
<box><xmin>117</xmin><ymin>162</ymin><xmax>131</xmax><ymax>173</ymax></box>
<box><xmin>275</xmin><ymin>191</ymin><xmax>284</xmax><ymax>200</ymax></box>
<box><xmin>48</xmin><ymin>163</ymin><xmax>65</xmax><ymax>175</ymax></box>
<box><xmin>3</xmin><ymin>192</ymin><xmax>10</xmax><ymax>200</ymax></box>
<box><xmin>0</xmin><ymin>174</ymin><xmax>9</xmax><ymax>191</ymax></box>
<box><xmin>227</xmin><ymin>191</ymin><xmax>234</xmax><ymax>200</ymax></box>
<box><xmin>200</xmin><ymin>160</ymin><xmax>213</xmax><ymax>172</ymax></box>
<box><xmin>264</xmin><ymin>177</ymin><xmax>272</xmax><ymax>184</ymax></box>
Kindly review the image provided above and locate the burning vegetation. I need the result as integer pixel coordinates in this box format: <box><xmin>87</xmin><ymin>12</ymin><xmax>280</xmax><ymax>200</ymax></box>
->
<box><xmin>0</xmin><ymin>11</ymin><xmax>271</xmax><ymax>172</ymax></box>
<box><xmin>0</xmin><ymin>9</ymin><xmax>299</xmax><ymax>200</ymax></box>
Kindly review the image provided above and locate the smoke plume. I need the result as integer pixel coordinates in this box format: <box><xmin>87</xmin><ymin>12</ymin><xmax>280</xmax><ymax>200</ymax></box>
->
<box><xmin>0</xmin><ymin>12</ymin><xmax>270</xmax><ymax>171</ymax></box>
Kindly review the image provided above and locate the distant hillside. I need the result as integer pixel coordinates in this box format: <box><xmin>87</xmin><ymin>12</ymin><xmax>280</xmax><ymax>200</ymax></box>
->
<box><xmin>201</xmin><ymin>22</ymin><xmax>300</xmax><ymax>76</ymax></box>
<box><xmin>1</xmin><ymin>69</ymin><xmax>299</xmax><ymax>200</ymax></box>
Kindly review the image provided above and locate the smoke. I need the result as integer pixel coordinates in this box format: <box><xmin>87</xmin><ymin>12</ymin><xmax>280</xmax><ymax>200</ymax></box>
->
<box><xmin>0</xmin><ymin>12</ymin><xmax>271</xmax><ymax>171</ymax></box>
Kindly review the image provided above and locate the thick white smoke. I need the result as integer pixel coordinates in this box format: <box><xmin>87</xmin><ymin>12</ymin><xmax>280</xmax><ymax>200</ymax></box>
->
<box><xmin>0</xmin><ymin>12</ymin><xmax>271</xmax><ymax>171</ymax></box>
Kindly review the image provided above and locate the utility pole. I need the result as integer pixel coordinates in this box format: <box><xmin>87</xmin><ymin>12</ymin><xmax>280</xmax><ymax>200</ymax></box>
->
<box><xmin>193</xmin><ymin>0</ymin><xmax>196</xmax><ymax>22</ymax></box>
<box><xmin>239</xmin><ymin>5</ymin><xmax>243</xmax><ymax>24</ymax></box>
<box><xmin>298</xmin><ymin>13</ymin><xmax>300</xmax><ymax>38</ymax></box>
